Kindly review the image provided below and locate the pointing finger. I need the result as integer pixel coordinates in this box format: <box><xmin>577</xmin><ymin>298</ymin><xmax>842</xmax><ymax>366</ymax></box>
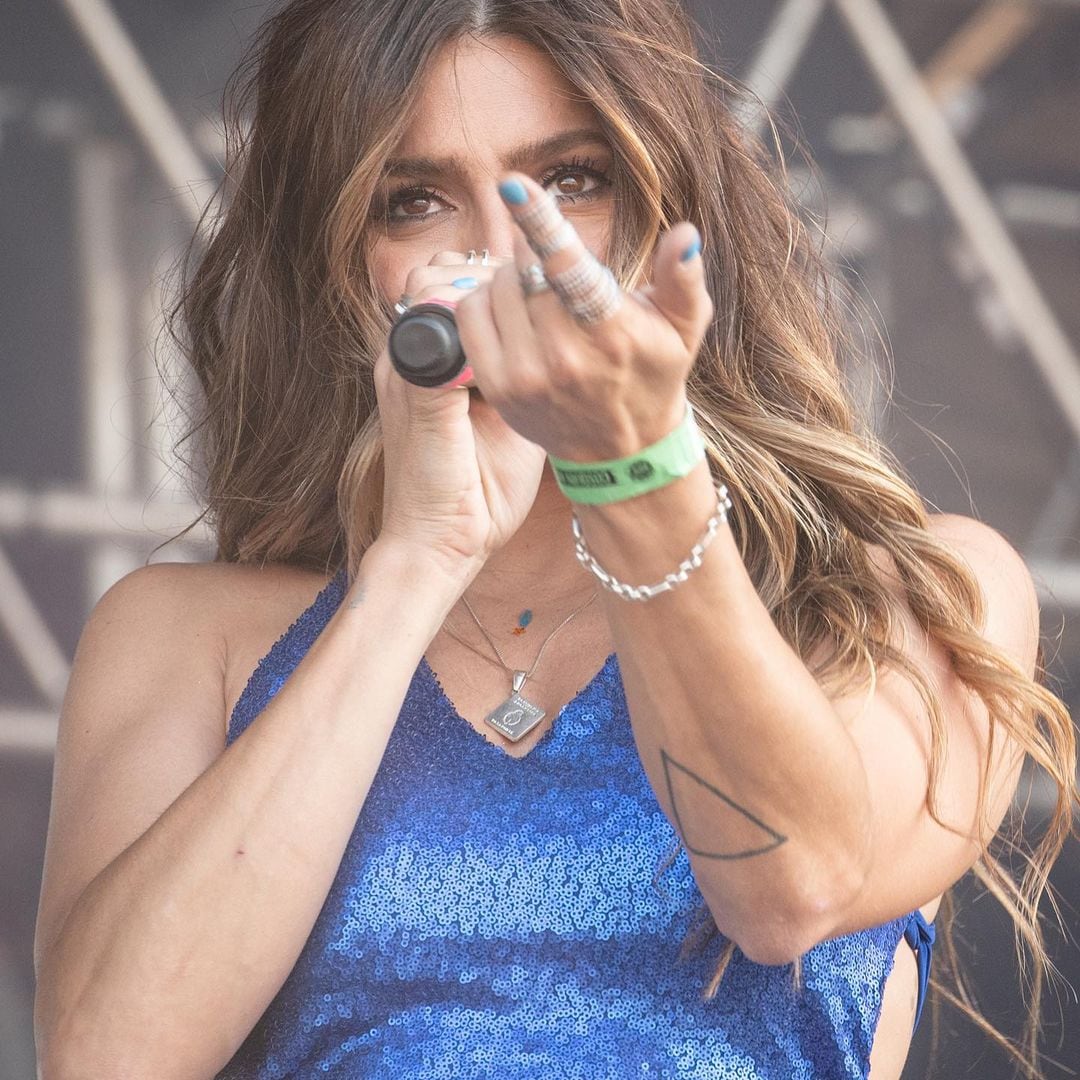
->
<box><xmin>498</xmin><ymin>172</ymin><xmax>623</xmax><ymax>327</ymax></box>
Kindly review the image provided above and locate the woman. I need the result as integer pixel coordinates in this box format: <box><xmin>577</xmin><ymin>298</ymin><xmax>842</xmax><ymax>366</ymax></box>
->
<box><xmin>32</xmin><ymin>1</ymin><xmax>1076</xmax><ymax>1078</ymax></box>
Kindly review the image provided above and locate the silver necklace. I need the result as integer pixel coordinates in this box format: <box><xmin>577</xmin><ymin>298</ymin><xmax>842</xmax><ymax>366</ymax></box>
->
<box><xmin>438</xmin><ymin>588</ymin><xmax>600</xmax><ymax>743</ymax></box>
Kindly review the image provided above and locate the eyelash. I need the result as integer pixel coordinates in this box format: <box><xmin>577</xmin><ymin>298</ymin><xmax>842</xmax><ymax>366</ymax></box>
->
<box><xmin>376</xmin><ymin>155</ymin><xmax>611</xmax><ymax>225</ymax></box>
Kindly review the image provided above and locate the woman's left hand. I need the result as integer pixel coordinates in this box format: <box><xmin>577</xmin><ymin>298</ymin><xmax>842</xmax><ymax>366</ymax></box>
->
<box><xmin>454</xmin><ymin>171</ymin><xmax>714</xmax><ymax>462</ymax></box>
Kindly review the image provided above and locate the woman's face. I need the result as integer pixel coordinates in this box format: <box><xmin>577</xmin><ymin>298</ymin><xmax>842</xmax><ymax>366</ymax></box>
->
<box><xmin>368</xmin><ymin>34</ymin><xmax>615</xmax><ymax>307</ymax></box>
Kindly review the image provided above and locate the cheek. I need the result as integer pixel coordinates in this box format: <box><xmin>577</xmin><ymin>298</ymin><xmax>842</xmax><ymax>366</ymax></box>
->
<box><xmin>577</xmin><ymin>210</ymin><xmax>613</xmax><ymax>261</ymax></box>
<box><xmin>367</xmin><ymin>241</ymin><xmax>409</xmax><ymax>305</ymax></box>
<box><xmin>369</xmin><ymin>258</ymin><xmax>415</xmax><ymax>331</ymax></box>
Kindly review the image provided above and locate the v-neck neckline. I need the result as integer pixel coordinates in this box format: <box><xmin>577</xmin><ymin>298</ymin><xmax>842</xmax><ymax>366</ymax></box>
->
<box><xmin>419</xmin><ymin>651</ymin><xmax>618</xmax><ymax>762</ymax></box>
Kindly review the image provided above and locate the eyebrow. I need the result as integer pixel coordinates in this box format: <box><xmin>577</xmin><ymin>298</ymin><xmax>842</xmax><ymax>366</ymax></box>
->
<box><xmin>382</xmin><ymin>128</ymin><xmax>612</xmax><ymax>181</ymax></box>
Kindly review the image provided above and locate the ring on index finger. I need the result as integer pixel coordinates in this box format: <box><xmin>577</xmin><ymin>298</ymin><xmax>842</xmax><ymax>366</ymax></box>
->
<box><xmin>514</xmin><ymin>188</ymin><xmax>623</xmax><ymax>325</ymax></box>
<box><xmin>547</xmin><ymin>259</ymin><xmax>623</xmax><ymax>326</ymax></box>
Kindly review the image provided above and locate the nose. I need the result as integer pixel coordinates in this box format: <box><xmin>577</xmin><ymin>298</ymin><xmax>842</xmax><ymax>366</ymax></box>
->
<box><xmin>454</xmin><ymin>191</ymin><xmax>521</xmax><ymax>264</ymax></box>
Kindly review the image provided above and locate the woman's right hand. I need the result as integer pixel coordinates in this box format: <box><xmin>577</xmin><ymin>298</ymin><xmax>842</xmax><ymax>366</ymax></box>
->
<box><xmin>372</xmin><ymin>251</ymin><xmax>550</xmax><ymax>584</ymax></box>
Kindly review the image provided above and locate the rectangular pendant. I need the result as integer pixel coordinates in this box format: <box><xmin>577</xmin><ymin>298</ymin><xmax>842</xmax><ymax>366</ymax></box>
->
<box><xmin>484</xmin><ymin>693</ymin><xmax>546</xmax><ymax>743</ymax></box>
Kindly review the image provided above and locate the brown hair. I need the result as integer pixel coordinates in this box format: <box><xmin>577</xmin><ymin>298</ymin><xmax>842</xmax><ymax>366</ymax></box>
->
<box><xmin>158</xmin><ymin>0</ymin><xmax>1077</xmax><ymax>1073</ymax></box>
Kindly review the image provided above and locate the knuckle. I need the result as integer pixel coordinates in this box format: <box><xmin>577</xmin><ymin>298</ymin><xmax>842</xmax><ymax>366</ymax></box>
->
<box><xmin>546</xmin><ymin>349</ymin><xmax>583</xmax><ymax>390</ymax></box>
<box><xmin>403</xmin><ymin>265</ymin><xmax>433</xmax><ymax>294</ymax></box>
<box><xmin>372</xmin><ymin>349</ymin><xmax>392</xmax><ymax>396</ymax></box>
<box><xmin>427</xmin><ymin>251</ymin><xmax>467</xmax><ymax>266</ymax></box>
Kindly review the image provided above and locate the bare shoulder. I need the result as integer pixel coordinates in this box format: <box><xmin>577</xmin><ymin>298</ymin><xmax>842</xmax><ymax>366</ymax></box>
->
<box><xmin>92</xmin><ymin>559</ymin><xmax>337</xmax><ymax>652</ymax></box>
<box><xmin>73</xmin><ymin>558</ymin><xmax>340</xmax><ymax>777</ymax></box>
<box><xmin>79</xmin><ymin>561</ymin><xmax>231</xmax><ymax>702</ymax></box>
<box><xmin>923</xmin><ymin>512</ymin><xmax>1040</xmax><ymax>675</ymax></box>
<box><xmin>95</xmin><ymin>558</ymin><xmax>329</xmax><ymax>619</ymax></box>
<box><xmin>34</xmin><ymin>559</ymin><xmax>338</xmax><ymax>977</ymax></box>
<box><xmin>80</xmin><ymin>559</ymin><xmax>339</xmax><ymax>744</ymax></box>
<box><xmin>862</xmin><ymin>512</ymin><xmax>1039</xmax><ymax>676</ymax></box>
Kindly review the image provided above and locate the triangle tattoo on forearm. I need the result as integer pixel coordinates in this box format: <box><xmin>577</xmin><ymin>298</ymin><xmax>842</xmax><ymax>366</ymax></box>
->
<box><xmin>660</xmin><ymin>748</ymin><xmax>788</xmax><ymax>860</ymax></box>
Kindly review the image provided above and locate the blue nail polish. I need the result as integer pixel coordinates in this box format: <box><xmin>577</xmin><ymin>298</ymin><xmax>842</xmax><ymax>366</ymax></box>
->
<box><xmin>680</xmin><ymin>232</ymin><xmax>702</xmax><ymax>263</ymax></box>
<box><xmin>498</xmin><ymin>178</ymin><xmax>528</xmax><ymax>205</ymax></box>
<box><xmin>451</xmin><ymin>276</ymin><xmax>479</xmax><ymax>289</ymax></box>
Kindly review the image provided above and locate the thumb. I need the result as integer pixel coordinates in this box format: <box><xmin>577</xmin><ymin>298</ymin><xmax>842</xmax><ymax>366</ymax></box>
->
<box><xmin>642</xmin><ymin>223</ymin><xmax>712</xmax><ymax>355</ymax></box>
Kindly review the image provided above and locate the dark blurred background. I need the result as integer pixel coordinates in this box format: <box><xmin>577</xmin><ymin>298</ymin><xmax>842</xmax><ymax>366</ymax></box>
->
<box><xmin>1</xmin><ymin>1</ymin><xmax>1077</xmax><ymax>1076</ymax></box>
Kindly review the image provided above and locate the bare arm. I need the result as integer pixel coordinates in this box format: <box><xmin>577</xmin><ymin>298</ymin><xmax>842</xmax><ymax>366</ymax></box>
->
<box><xmin>33</xmin><ymin>541</ymin><xmax>471</xmax><ymax>1079</ymax></box>
<box><xmin>574</xmin><ymin>462</ymin><xmax>1034</xmax><ymax>966</ymax></box>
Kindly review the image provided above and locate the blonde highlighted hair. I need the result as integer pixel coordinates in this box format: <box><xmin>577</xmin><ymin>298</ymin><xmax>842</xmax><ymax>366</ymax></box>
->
<box><xmin>159</xmin><ymin>0</ymin><xmax>1078</xmax><ymax>1073</ymax></box>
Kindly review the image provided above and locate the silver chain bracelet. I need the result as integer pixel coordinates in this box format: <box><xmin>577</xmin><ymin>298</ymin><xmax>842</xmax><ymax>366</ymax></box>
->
<box><xmin>570</xmin><ymin>480</ymin><xmax>734</xmax><ymax>601</ymax></box>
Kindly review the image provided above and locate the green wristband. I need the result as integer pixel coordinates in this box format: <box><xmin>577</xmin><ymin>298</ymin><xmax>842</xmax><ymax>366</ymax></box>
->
<box><xmin>547</xmin><ymin>399</ymin><xmax>706</xmax><ymax>506</ymax></box>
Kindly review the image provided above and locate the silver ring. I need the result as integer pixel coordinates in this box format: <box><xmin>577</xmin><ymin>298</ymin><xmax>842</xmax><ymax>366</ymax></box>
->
<box><xmin>479</xmin><ymin>248</ymin><xmax>490</xmax><ymax>266</ymax></box>
<box><xmin>548</xmin><ymin>260</ymin><xmax>624</xmax><ymax>325</ymax></box>
<box><xmin>518</xmin><ymin>263</ymin><xmax>550</xmax><ymax>297</ymax></box>
<box><xmin>393</xmin><ymin>293</ymin><xmax>413</xmax><ymax>317</ymax></box>
<box><xmin>465</xmin><ymin>250</ymin><xmax>477</xmax><ymax>264</ymax></box>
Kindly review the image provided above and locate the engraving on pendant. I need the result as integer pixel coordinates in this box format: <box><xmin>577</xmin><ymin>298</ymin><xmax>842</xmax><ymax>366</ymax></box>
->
<box><xmin>484</xmin><ymin>693</ymin><xmax>546</xmax><ymax>743</ymax></box>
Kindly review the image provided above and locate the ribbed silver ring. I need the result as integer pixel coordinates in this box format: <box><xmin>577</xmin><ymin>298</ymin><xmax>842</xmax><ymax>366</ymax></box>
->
<box><xmin>548</xmin><ymin>260</ymin><xmax>624</xmax><ymax>324</ymax></box>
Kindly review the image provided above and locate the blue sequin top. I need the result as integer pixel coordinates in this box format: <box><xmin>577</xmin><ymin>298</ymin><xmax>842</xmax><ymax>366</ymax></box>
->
<box><xmin>215</xmin><ymin>567</ymin><xmax>930</xmax><ymax>1079</ymax></box>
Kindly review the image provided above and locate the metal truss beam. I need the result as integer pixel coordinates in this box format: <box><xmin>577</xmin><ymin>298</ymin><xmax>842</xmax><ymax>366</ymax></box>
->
<box><xmin>743</xmin><ymin>0</ymin><xmax>1080</xmax><ymax>449</ymax></box>
<box><xmin>0</xmin><ymin>484</ymin><xmax>210</xmax><ymax>546</ymax></box>
<box><xmin>1</xmin><ymin>0</ymin><xmax>220</xmax><ymax>723</ymax></box>
<box><xmin>919</xmin><ymin>1</ymin><xmax>1038</xmax><ymax>104</ymax></box>
<box><xmin>829</xmin><ymin>0</ymin><xmax>1080</xmax><ymax>577</ymax></box>
<box><xmin>0</xmin><ymin>544</ymin><xmax>69</xmax><ymax>706</ymax></box>
<box><xmin>57</xmin><ymin>0</ymin><xmax>212</xmax><ymax>230</ymax></box>
<box><xmin>738</xmin><ymin>0</ymin><xmax>827</xmax><ymax>135</ymax></box>
<box><xmin>832</xmin><ymin>0</ymin><xmax>1080</xmax><ymax>446</ymax></box>
<box><xmin>0</xmin><ymin>709</ymin><xmax>59</xmax><ymax>756</ymax></box>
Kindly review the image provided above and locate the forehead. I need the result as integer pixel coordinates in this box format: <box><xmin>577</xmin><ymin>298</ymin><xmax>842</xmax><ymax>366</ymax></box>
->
<box><xmin>392</xmin><ymin>34</ymin><xmax>602</xmax><ymax>157</ymax></box>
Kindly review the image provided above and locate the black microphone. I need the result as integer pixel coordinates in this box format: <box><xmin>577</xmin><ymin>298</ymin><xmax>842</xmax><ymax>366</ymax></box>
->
<box><xmin>387</xmin><ymin>300</ymin><xmax>473</xmax><ymax>388</ymax></box>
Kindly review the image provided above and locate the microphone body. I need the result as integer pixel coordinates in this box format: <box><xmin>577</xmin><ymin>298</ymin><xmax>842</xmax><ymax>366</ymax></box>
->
<box><xmin>387</xmin><ymin>299</ymin><xmax>474</xmax><ymax>388</ymax></box>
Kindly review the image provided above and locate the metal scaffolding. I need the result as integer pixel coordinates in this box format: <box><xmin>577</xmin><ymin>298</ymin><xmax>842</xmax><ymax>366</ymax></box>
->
<box><xmin>740</xmin><ymin>0</ymin><xmax>1080</xmax><ymax>602</ymax></box>
<box><xmin>1</xmin><ymin>0</ymin><xmax>1077</xmax><ymax>757</ymax></box>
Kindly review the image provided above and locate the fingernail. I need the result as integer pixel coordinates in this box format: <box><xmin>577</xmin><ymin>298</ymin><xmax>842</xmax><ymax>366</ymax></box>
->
<box><xmin>451</xmin><ymin>276</ymin><xmax>479</xmax><ymax>289</ymax></box>
<box><xmin>498</xmin><ymin>178</ymin><xmax>528</xmax><ymax>205</ymax></box>
<box><xmin>680</xmin><ymin>230</ymin><xmax>702</xmax><ymax>263</ymax></box>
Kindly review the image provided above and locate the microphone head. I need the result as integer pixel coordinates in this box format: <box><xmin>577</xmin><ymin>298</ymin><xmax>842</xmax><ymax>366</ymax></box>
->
<box><xmin>387</xmin><ymin>303</ymin><xmax>467</xmax><ymax>387</ymax></box>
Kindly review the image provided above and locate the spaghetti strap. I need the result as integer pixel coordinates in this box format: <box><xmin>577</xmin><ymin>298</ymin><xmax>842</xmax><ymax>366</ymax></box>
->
<box><xmin>904</xmin><ymin>909</ymin><xmax>936</xmax><ymax>1034</ymax></box>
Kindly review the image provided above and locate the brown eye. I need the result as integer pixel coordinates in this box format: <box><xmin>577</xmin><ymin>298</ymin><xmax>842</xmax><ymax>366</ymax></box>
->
<box><xmin>398</xmin><ymin>194</ymin><xmax>437</xmax><ymax>217</ymax></box>
<box><xmin>553</xmin><ymin>172</ymin><xmax>587</xmax><ymax>196</ymax></box>
<box><xmin>538</xmin><ymin>157</ymin><xmax>611</xmax><ymax>205</ymax></box>
<box><xmin>380</xmin><ymin>186</ymin><xmax>446</xmax><ymax>222</ymax></box>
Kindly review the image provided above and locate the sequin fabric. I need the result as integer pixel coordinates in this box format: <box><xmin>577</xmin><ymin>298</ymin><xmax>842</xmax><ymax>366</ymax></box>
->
<box><xmin>216</xmin><ymin>568</ymin><xmax>914</xmax><ymax>1079</ymax></box>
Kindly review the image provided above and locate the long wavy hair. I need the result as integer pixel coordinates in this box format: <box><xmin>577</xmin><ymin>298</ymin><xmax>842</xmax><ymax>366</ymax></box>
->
<box><xmin>159</xmin><ymin>0</ymin><xmax>1077</xmax><ymax>1073</ymax></box>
